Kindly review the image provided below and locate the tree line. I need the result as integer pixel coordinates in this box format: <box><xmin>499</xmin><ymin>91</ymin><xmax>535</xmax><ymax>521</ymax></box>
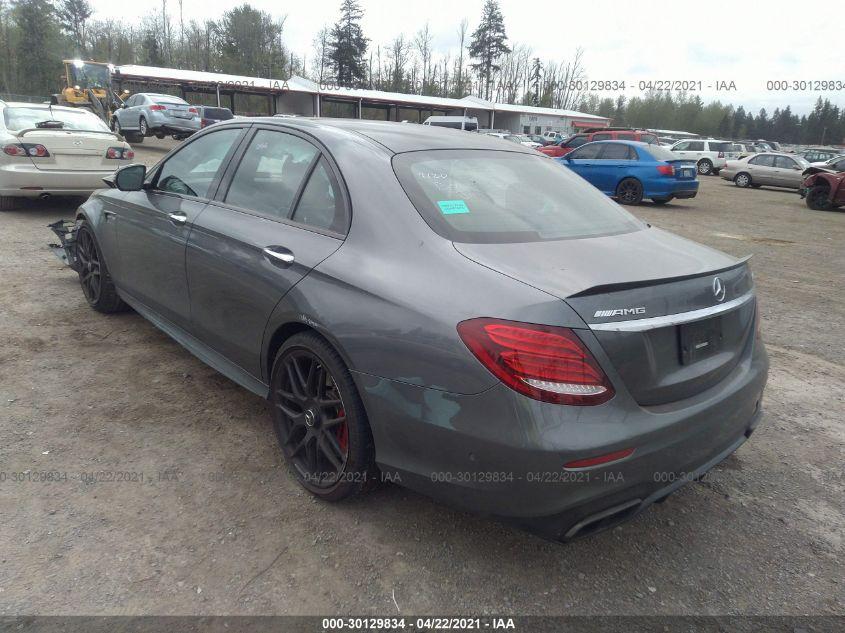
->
<box><xmin>1</xmin><ymin>0</ymin><xmax>842</xmax><ymax>144</ymax></box>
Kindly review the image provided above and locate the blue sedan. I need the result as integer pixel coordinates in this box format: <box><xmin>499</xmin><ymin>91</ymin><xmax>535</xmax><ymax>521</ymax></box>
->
<box><xmin>556</xmin><ymin>140</ymin><xmax>699</xmax><ymax>205</ymax></box>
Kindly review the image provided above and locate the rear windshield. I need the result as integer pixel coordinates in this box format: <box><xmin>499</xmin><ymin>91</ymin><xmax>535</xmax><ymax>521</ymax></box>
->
<box><xmin>393</xmin><ymin>150</ymin><xmax>644</xmax><ymax>244</ymax></box>
<box><xmin>153</xmin><ymin>96</ymin><xmax>189</xmax><ymax>106</ymax></box>
<box><xmin>642</xmin><ymin>144</ymin><xmax>682</xmax><ymax>161</ymax></box>
<box><xmin>202</xmin><ymin>107</ymin><xmax>233</xmax><ymax>120</ymax></box>
<box><xmin>3</xmin><ymin>106</ymin><xmax>110</xmax><ymax>132</ymax></box>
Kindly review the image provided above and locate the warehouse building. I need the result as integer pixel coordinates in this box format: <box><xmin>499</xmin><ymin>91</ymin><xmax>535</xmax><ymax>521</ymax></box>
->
<box><xmin>112</xmin><ymin>64</ymin><xmax>610</xmax><ymax>135</ymax></box>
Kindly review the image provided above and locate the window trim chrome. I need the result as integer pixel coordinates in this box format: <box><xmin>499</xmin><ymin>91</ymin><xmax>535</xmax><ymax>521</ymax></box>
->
<box><xmin>588</xmin><ymin>291</ymin><xmax>755</xmax><ymax>332</ymax></box>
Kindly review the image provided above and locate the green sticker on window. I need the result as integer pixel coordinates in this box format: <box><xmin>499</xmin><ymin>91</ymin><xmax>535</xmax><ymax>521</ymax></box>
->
<box><xmin>437</xmin><ymin>200</ymin><xmax>470</xmax><ymax>215</ymax></box>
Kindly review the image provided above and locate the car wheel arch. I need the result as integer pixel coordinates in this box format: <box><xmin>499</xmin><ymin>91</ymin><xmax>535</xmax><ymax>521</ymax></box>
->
<box><xmin>263</xmin><ymin>320</ymin><xmax>356</xmax><ymax>387</ymax></box>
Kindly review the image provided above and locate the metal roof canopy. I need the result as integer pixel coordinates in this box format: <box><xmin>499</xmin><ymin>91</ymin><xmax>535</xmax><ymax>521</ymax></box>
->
<box><xmin>112</xmin><ymin>64</ymin><xmax>610</xmax><ymax>123</ymax></box>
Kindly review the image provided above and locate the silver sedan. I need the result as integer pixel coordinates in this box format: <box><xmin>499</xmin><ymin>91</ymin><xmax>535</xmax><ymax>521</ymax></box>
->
<box><xmin>721</xmin><ymin>152</ymin><xmax>810</xmax><ymax>189</ymax></box>
<box><xmin>111</xmin><ymin>93</ymin><xmax>200</xmax><ymax>143</ymax></box>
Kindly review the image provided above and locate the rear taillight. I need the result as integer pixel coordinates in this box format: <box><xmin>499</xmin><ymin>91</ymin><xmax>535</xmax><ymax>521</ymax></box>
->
<box><xmin>149</xmin><ymin>104</ymin><xmax>166</xmax><ymax>111</ymax></box>
<box><xmin>188</xmin><ymin>107</ymin><xmax>198</xmax><ymax>114</ymax></box>
<box><xmin>656</xmin><ymin>164</ymin><xmax>675</xmax><ymax>176</ymax></box>
<box><xmin>201</xmin><ymin>118</ymin><xmax>212</xmax><ymax>128</ymax></box>
<box><xmin>457</xmin><ymin>318</ymin><xmax>614</xmax><ymax>405</ymax></box>
<box><xmin>3</xmin><ymin>143</ymin><xmax>49</xmax><ymax>157</ymax></box>
<box><xmin>106</xmin><ymin>147</ymin><xmax>133</xmax><ymax>160</ymax></box>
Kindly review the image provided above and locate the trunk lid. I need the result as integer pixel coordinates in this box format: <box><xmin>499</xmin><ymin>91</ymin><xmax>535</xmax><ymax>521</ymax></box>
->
<box><xmin>18</xmin><ymin>130</ymin><xmax>120</xmax><ymax>171</ymax></box>
<box><xmin>666</xmin><ymin>159</ymin><xmax>698</xmax><ymax>180</ymax></box>
<box><xmin>454</xmin><ymin>228</ymin><xmax>756</xmax><ymax>405</ymax></box>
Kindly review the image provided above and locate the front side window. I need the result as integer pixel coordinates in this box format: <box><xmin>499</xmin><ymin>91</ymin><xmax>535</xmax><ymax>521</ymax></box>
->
<box><xmin>750</xmin><ymin>154</ymin><xmax>775</xmax><ymax>167</ymax></box>
<box><xmin>225</xmin><ymin>129</ymin><xmax>319</xmax><ymax>217</ymax></box>
<box><xmin>673</xmin><ymin>141</ymin><xmax>690</xmax><ymax>151</ymax></box>
<box><xmin>393</xmin><ymin>150</ymin><xmax>644</xmax><ymax>244</ymax></box>
<box><xmin>569</xmin><ymin>144</ymin><xmax>602</xmax><ymax>160</ymax></box>
<box><xmin>565</xmin><ymin>135</ymin><xmax>588</xmax><ymax>148</ymax></box>
<box><xmin>155</xmin><ymin>128</ymin><xmax>242</xmax><ymax>198</ymax></box>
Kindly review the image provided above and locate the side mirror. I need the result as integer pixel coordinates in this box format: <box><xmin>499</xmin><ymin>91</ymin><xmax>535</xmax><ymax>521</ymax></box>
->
<box><xmin>113</xmin><ymin>164</ymin><xmax>146</xmax><ymax>191</ymax></box>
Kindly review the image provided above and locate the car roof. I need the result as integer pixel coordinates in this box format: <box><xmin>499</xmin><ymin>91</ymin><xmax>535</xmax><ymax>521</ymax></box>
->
<box><xmin>580</xmin><ymin>140</ymin><xmax>651</xmax><ymax>146</ymax></box>
<box><xmin>232</xmin><ymin>118</ymin><xmax>537</xmax><ymax>154</ymax></box>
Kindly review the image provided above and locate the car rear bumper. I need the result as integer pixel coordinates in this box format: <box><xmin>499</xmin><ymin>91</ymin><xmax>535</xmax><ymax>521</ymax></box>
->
<box><xmin>354</xmin><ymin>335</ymin><xmax>767</xmax><ymax>541</ymax></box>
<box><xmin>644</xmin><ymin>179</ymin><xmax>699</xmax><ymax>199</ymax></box>
<box><xmin>0</xmin><ymin>163</ymin><xmax>116</xmax><ymax>197</ymax></box>
<box><xmin>148</xmin><ymin>111</ymin><xmax>200</xmax><ymax>133</ymax></box>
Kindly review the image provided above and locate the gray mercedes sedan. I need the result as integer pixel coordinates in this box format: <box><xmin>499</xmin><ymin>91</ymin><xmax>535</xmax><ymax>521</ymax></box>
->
<box><xmin>70</xmin><ymin>118</ymin><xmax>768</xmax><ymax>541</ymax></box>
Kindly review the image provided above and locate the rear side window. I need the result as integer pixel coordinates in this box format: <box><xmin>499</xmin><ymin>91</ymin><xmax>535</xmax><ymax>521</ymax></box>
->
<box><xmin>591</xmin><ymin>133</ymin><xmax>612</xmax><ymax>141</ymax></box>
<box><xmin>687</xmin><ymin>141</ymin><xmax>705</xmax><ymax>151</ymax></box>
<box><xmin>291</xmin><ymin>158</ymin><xmax>347</xmax><ymax>234</ymax></box>
<box><xmin>225</xmin><ymin>129</ymin><xmax>318</xmax><ymax>218</ymax></box>
<box><xmin>155</xmin><ymin>128</ymin><xmax>242</xmax><ymax>198</ymax></box>
<box><xmin>639</xmin><ymin>133</ymin><xmax>657</xmax><ymax>144</ymax></box>
<box><xmin>774</xmin><ymin>156</ymin><xmax>797</xmax><ymax>169</ymax></box>
<box><xmin>599</xmin><ymin>143</ymin><xmax>636</xmax><ymax>160</ymax></box>
<box><xmin>616</xmin><ymin>133</ymin><xmax>635</xmax><ymax>141</ymax></box>
<box><xmin>393</xmin><ymin>150</ymin><xmax>643</xmax><ymax>244</ymax></box>
<box><xmin>709</xmin><ymin>142</ymin><xmax>732</xmax><ymax>152</ymax></box>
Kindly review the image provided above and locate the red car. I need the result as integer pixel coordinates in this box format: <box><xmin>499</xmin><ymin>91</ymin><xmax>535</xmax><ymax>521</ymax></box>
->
<box><xmin>801</xmin><ymin>162</ymin><xmax>845</xmax><ymax>211</ymax></box>
<box><xmin>539</xmin><ymin>128</ymin><xmax>660</xmax><ymax>158</ymax></box>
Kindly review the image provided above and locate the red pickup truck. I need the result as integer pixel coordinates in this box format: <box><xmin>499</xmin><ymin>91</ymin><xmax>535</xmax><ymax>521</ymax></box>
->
<box><xmin>539</xmin><ymin>128</ymin><xmax>660</xmax><ymax>158</ymax></box>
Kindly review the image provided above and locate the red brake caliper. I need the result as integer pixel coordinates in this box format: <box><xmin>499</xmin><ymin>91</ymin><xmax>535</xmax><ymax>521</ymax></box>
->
<box><xmin>336</xmin><ymin>407</ymin><xmax>348</xmax><ymax>453</ymax></box>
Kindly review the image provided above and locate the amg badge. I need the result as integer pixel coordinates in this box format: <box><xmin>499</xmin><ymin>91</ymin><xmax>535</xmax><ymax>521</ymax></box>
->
<box><xmin>594</xmin><ymin>307</ymin><xmax>647</xmax><ymax>318</ymax></box>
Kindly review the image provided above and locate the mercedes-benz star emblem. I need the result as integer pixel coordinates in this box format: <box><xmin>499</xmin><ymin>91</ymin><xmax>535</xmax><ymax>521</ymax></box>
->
<box><xmin>712</xmin><ymin>277</ymin><xmax>726</xmax><ymax>302</ymax></box>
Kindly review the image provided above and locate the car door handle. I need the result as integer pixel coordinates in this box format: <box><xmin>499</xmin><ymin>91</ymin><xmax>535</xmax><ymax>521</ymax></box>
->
<box><xmin>168</xmin><ymin>212</ymin><xmax>188</xmax><ymax>225</ymax></box>
<box><xmin>103</xmin><ymin>210</ymin><xmax>116</xmax><ymax>220</ymax></box>
<box><xmin>263</xmin><ymin>246</ymin><xmax>295</xmax><ymax>267</ymax></box>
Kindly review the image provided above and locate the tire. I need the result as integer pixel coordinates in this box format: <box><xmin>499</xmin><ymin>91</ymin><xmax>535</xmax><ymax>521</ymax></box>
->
<box><xmin>697</xmin><ymin>159</ymin><xmax>713</xmax><ymax>176</ymax></box>
<box><xmin>616</xmin><ymin>178</ymin><xmax>644</xmax><ymax>205</ymax></box>
<box><xmin>734</xmin><ymin>172</ymin><xmax>752</xmax><ymax>188</ymax></box>
<box><xmin>805</xmin><ymin>185</ymin><xmax>833</xmax><ymax>211</ymax></box>
<box><xmin>139</xmin><ymin>116</ymin><xmax>149</xmax><ymax>137</ymax></box>
<box><xmin>712</xmin><ymin>169</ymin><xmax>721</xmax><ymax>176</ymax></box>
<box><xmin>75</xmin><ymin>221</ymin><xmax>129</xmax><ymax>313</ymax></box>
<box><xmin>270</xmin><ymin>332</ymin><xmax>377</xmax><ymax>502</ymax></box>
<box><xmin>154</xmin><ymin>132</ymin><xmax>164</xmax><ymax>139</ymax></box>
<box><xmin>125</xmin><ymin>131</ymin><xmax>144</xmax><ymax>144</ymax></box>
<box><xmin>110</xmin><ymin>117</ymin><xmax>120</xmax><ymax>133</ymax></box>
<box><xmin>0</xmin><ymin>196</ymin><xmax>21</xmax><ymax>211</ymax></box>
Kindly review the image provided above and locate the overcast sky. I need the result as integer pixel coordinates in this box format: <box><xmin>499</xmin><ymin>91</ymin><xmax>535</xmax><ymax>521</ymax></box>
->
<box><xmin>88</xmin><ymin>0</ymin><xmax>842</xmax><ymax>115</ymax></box>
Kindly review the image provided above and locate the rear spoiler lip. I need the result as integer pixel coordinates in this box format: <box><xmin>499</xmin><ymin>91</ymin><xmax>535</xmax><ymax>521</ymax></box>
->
<box><xmin>567</xmin><ymin>255</ymin><xmax>752</xmax><ymax>298</ymax></box>
<box><xmin>15</xmin><ymin>128</ymin><xmax>119</xmax><ymax>139</ymax></box>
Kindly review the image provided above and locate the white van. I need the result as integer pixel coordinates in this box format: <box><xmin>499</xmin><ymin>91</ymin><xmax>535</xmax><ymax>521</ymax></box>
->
<box><xmin>423</xmin><ymin>116</ymin><xmax>479</xmax><ymax>131</ymax></box>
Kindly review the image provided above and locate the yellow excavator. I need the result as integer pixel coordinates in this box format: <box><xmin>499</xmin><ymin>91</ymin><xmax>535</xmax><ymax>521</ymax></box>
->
<box><xmin>52</xmin><ymin>59</ymin><xmax>127</xmax><ymax>123</ymax></box>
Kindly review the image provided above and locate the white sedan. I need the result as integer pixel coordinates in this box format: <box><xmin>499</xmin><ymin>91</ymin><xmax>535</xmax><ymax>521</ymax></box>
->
<box><xmin>0</xmin><ymin>101</ymin><xmax>134</xmax><ymax>210</ymax></box>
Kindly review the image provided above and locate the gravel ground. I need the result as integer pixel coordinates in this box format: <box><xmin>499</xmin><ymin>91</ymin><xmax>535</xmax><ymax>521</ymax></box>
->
<box><xmin>0</xmin><ymin>137</ymin><xmax>842</xmax><ymax>617</ymax></box>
